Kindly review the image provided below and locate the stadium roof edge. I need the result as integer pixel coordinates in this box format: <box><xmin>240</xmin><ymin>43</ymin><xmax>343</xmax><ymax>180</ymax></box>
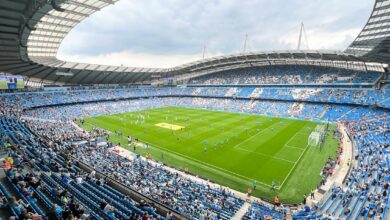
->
<box><xmin>346</xmin><ymin>0</ymin><xmax>390</xmax><ymax>64</ymax></box>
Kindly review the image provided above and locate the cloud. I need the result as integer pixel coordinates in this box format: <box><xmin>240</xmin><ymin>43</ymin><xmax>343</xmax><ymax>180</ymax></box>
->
<box><xmin>58</xmin><ymin>0</ymin><xmax>375</xmax><ymax>68</ymax></box>
<box><xmin>57</xmin><ymin>50</ymin><xmax>203</xmax><ymax>68</ymax></box>
<box><xmin>278</xmin><ymin>28</ymin><xmax>363</xmax><ymax>51</ymax></box>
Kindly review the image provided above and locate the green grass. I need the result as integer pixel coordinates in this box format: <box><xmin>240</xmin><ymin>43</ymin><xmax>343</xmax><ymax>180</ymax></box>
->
<box><xmin>79</xmin><ymin>106</ymin><xmax>338</xmax><ymax>203</ymax></box>
<box><xmin>0</xmin><ymin>81</ymin><xmax>7</xmax><ymax>90</ymax></box>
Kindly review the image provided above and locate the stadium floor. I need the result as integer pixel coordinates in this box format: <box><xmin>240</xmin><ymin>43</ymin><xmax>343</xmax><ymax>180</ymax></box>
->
<box><xmin>81</xmin><ymin>106</ymin><xmax>339</xmax><ymax>203</ymax></box>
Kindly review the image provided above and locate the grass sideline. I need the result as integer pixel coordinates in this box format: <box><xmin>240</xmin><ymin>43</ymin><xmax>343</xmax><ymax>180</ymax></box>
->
<box><xmin>80</xmin><ymin>106</ymin><xmax>339</xmax><ymax>203</ymax></box>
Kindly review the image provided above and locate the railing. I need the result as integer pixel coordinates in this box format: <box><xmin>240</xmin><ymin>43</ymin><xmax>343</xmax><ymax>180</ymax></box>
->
<box><xmin>342</xmin><ymin>126</ymin><xmax>356</xmax><ymax>184</ymax></box>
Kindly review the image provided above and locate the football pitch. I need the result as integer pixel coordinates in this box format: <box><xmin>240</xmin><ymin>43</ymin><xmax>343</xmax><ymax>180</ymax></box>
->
<box><xmin>80</xmin><ymin>106</ymin><xmax>338</xmax><ymax>203</ymax></box>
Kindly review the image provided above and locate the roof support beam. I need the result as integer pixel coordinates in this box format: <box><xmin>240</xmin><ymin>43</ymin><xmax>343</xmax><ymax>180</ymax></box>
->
<box><xmin>27</xmin><ymin>39</ymin><xmax>61</xmax><ymax>44</ymax></box>
<box><xmin>11</xmin><ymin>64</ymin><xmax>43</xmax><ymax>75</ymax></box>
<box><xmin>28</xmin><ymin>45</ymin><xmax>59</xmax><ymax>49</ymax></box>
<box><xmin>99</xmin><ymin>0</ymin><xmax>115</xmax><ymax>4</ymax></box>
<box><xmin>107</xmin><ymin>72</ymin><xmax>123</xmax><ymax>84</ymax></box>
<box><xmin>67</xmin><ymin>68</ymin><xmax>85</xmax><ymax>82</ymax></box>
<box><xmin>28</xmin><ymin>66</ymin><xmax>52</xmax><ymax>78</ymax></box>
<box><xmin>0</xmin><ymin>63</ymin><xmax>31</xmax><ymax>71</ymax></box>
<box><xmin>133</xmin><ymin>72</ymin><xmax>146</xmax><ymax>83</ymax></box>
<box><xmin>24</xmin><ymin>66</ymin><xmax>51</xmax><ymax>77</ymax></box>
<box><xmin>29</xmin><ymin>27</ymin><xmax>68</xmax><ymax>34</ymax></box>
<box><xmin>27</xmin><ymin>33</ymin><xmax>64</xmax><ymax>40</ymax></box>
<box><xmin>89</xmin><ymin>66</ymin><xmax>111</xmax><ymax>84</ymax></box>
<box><xmin>139</xmin><ymin>73</ymin><xmax>151</xmax><ymax>82</ymax></box>
<box><xmin>119</xmin><ymin>74</ymin><xmax>134</xmax><ymax>84</ymax></box>
<box><xmin>53</xmin><ymin>72</ymin><xmax>64</xmax><ymax>83</ymax></box>
<box><xmin>94</xmin><ymin>72</ymin><xmax>112</xmax><ymax>84</ymax></box>
<box><xmin>97</xmin><ymin>67</ymin><xmax>120</xmax><ymax>83</ymax></box>
<box><xmin>55</xmin><ymin>8</ymin><xmax>90</xmax><ymax>17</ymax></box>
<box><xmin>51</xmin><ymin>0</ymin><xmax>65</xmax><ymax>12</ymax></box>
<box><xmin>78</xmin><ymin>70</ymin><xmax>95</xmax><ymax>84</ymax></box>
<box><xmin>34</xmin><ymin>12</ymin><xmax>80</xmax><ymax>23</ymax></box>
<box><xmin>116</xmin><ymin>72</ymin><xmax>130</xmax><ymax>84</ymax></box>
<box><xmin>38</xmin><ymin>68</ymin><xmax>57</xmax><ymax>81</ymax></box>
<box><xmin>66</xmin><ymin>0</ymin><xmax>102</xmax><ymax>11</ymax></box>
<box><xmin>0</xmin><ymin>59</ymin><xmax>24</xmax><ymax>65</ymax></box>
<box><xmin>35</xmin><ymin>20</ymin><xmax>75</xmax><ymax>29</ymax></box>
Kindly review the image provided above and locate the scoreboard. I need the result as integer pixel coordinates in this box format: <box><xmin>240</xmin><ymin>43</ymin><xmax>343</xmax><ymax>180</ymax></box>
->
<box><xmin>0</xmin><ymin>75</ymin><xmax>24</xmax><ymax>90</ymax></box>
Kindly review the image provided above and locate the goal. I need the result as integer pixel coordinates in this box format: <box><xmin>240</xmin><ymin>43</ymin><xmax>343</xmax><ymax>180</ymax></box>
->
<box><xmin>308</xmin><ymin>125</ymin><xmax>327</xmax><ymax>147</ymax></box>
<box><xmin>315</xmin><ymin>125</ymin><xmax>326</xmax><ymax>133</ymax></box>
<box><xmin>308</xmin><ymin>131</ymin><xmax>321</xmax><ymax>146</ymax></box>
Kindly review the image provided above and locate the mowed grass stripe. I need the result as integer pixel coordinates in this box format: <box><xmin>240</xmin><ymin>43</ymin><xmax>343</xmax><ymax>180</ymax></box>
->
<box><xmin>105</xmin><ymin>109</ymin><xmax>282</xmax><ymax>187</ymax></box>
<box><xmin>126</xmin><ymin>136</ymin><xmax>274</xmax><ymax>188</ymax></box>
<box><xmin>90</xmin><ymin>108</ymin><xmax>292</xmax><ymax>184</ymax></box>
<box><xmin>82</xmin><ymin>106</ymin><xmax>339</xmax><ymax>203</ymax></box>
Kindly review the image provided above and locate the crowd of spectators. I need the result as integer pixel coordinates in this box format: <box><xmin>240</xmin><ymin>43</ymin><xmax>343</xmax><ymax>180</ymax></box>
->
<box><xmin>0</xmin><ymin>68</ymin><xmax>388</xmax><ymax>219</ymax></box>
<box><xmin>18</xmin><ymin>94</ymin><xmax>390</xmax><ymax>219</ymax></box>
<box><xmin>1</xmin><ymin>85</ymin><xmax>390</xmax><ymax>113</ymax></box>
<box><xmin>317</xmin><ymin>112</ymin><xmax>389</xmax><ymax>219</ymax></box>
<box><xmin>72</xmin><ymin>142</ymin><xmax>243</xmax><ymax>219</ymax></box>
<box><xmin>188</xmin><ymin>65</ymin><xmax>382</xmax><ymax>85</ymax></box>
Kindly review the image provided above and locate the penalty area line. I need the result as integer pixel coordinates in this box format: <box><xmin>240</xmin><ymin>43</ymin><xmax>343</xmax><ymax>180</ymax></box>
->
<box><xmin>276</xmin><ymin>125</ymin><xmax>314</xmax><ymax>190</ymax></box>
<box><xmin>278</xmin><ymin>143</ymin><xmax>310</xmax><ymax>190</ymax></box>
<box><xmin>134</xmin><ymin>138</ymin><xmax>274</xmax><ymax>189</ymax></box>
<box><xmin>235</xmin><ymin>147</ymin><xmax>296</xmax><ymax>164</ymax></box>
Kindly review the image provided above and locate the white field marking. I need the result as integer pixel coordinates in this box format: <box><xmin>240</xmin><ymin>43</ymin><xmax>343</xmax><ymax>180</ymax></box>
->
<box><xmin>235</xmin><ymin>126</ymin><xmax>313</xmax><ymax>172</ymax></box>
<box><xmin>228</xmin><ymin>123</ymin><xmax>315</xmax><ymax>189</ymax></box>
<box><xmin>234</xmin><ymin>146</ymin><xmax>296</xmax><ymax>164</ymax></box>
<box><xmin>283</xmin><ymin>125</ymin><xmax>314</xmax><ymax>148</ymax></box>
<box><xmin>278</xmin><ymin>143</ymin><xmax>309</xmax><ymax>190</ymax></box>
<box><xmin>232</xmin><ymin>122</ymin><xmax>288</xmax><ymax>150</ymax></box>
<box><xmin>136</xmin><ymin>138</ymin><xmax>274</xmax><ymax>188</ymax></box>
<box><xmin>108</xmin><ymin>110</ymin><xmax>316</xmax><ymax>190</ymax></box>
<box><xmin>284</xmin><ymin>145</ymin><xmax>305</xmax><ymax>150</ymax></box>
<box><xmin>232</xmin><ymin>124</ymin><xmax>314</xmax><ymax>190</ymax></box>
<box><xmin>284</xmin><ymin>131</ymin><xmax>311</xmax><ymax>149</ymax></box>
<box><xmin>277</xmin><ymin>126</ymin><xmax>314</xmax><ymax>189</ymax></box>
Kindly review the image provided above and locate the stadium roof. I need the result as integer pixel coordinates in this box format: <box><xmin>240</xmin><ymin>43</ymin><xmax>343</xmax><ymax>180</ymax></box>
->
<box><xmin>0</xmin><ymin>0</ymin><xmax>387</xmax><ymax>85</ymax></box>
<box><xmin>346</xmin><ymin>0</ymin><xmax>390</xmax><ymax>63</ymax></box>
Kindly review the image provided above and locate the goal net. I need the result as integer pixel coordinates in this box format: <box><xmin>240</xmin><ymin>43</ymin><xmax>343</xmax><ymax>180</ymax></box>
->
<box><xmin>315</xmin><ymin>125</ymin><xmax>326</xmax><ymax>133</ymax></box>
<box><xmin>308</xmin><ymin>132</ymin><xmax>321</xmax><ymax>146</ymax></box>
<box><xmin>308</xmin><ymin>125</ymin><xmax>327</xmax><ymax>147</ymax></box>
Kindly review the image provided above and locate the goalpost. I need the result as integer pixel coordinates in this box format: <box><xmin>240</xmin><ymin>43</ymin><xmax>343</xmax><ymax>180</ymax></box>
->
<box><xmin>308</xmin><ymin>125</ymin><xmax>327</xmax><ymax>147</ymax></box>
<box><xmin>308</xmin><ymin>131</ymin><xmax>321</xmax><ymax>146</ymax></box>
<box><xmin>315</xmin><ymin>125</ymin><xmax>326</xmax><ymax>134</ymax></box>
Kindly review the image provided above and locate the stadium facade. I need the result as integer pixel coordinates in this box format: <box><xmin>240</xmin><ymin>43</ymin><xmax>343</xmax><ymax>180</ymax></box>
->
<box><xmin>0</xmin><ymin>0</ymin><xmax>388</xmax><ymax>85</ymax></box>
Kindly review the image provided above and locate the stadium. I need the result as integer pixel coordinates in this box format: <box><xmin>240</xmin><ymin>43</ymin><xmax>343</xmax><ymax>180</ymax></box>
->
<box><xmin>0</xmin><ymin>0</ymin><xmax>388</xmax><ymax>219</ymax></box>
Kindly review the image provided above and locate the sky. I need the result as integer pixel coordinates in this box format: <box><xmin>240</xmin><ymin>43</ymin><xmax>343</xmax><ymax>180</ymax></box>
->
<box><xmin>57</xmin><ymin>0</ymin><xmax>375</xmax><ymax>68</ymax></box>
